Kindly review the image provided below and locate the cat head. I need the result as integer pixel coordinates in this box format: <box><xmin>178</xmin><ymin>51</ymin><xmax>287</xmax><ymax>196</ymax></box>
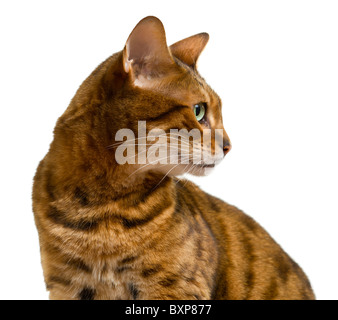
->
<box><xmin>58</xmin><ymin>16</ymin><xmax>231</xmax><ymax>179</ymax></box>
<box><xmin>110</xmin><ymin>16</ymin><xmax>231</xmax><ymax>177</ymax></box>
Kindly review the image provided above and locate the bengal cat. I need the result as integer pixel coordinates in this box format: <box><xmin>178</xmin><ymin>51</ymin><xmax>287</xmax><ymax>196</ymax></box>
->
<box><xmin>32</xmin><ymin>16</ymin><xmax>315</xmax><ymax>300</ymax></box>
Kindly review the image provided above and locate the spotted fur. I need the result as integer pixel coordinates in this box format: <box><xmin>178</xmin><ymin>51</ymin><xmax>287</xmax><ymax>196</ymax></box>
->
<box><xmin>32</xmin><ymin>16</ymin><xmax>314</xmax><ymax>300</ymax></box>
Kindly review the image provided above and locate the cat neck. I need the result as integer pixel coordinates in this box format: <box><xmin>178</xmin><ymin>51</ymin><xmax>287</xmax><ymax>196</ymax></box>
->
<box><xmin>45</xmin><ymin>143</ymin><xmax>173</xmax><ymax>206</ymax></box>
<box><xmin>102</xmin><ymin>168</ymin><xmax>174</xmax><ymax>203</ymax></box>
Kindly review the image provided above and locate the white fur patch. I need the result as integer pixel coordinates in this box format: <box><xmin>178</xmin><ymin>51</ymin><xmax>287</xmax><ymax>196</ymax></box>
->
<box><xmin>133</xmin><ymin>75</ymin><xmax>154</xmax><ymax>88</ymax></box>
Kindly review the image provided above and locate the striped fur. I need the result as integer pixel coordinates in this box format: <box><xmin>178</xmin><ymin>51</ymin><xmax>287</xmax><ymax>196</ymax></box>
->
<box><xmin>32</xmin><ymin>16</ymin><xmax>314</xmax><ymax>300</ymax></box>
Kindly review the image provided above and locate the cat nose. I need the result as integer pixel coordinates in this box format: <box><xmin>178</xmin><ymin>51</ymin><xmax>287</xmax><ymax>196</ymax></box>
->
<box><xmin>223</xmin><ymin>140</ymin><xmax>232</xmax><ymax>157</ymax></box>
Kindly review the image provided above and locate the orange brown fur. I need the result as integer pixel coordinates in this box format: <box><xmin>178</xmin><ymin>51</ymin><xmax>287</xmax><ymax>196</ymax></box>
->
<box><xmin>32</xmin><ymin>16</ymin><xmax>314</xmax><ymax>300</ymax></box>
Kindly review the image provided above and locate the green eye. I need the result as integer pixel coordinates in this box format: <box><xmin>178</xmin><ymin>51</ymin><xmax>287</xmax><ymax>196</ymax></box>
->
<box><xmin>194</xmin><ymin>103</ymin><xmax>206</xmax><ymax>122</ymax></box>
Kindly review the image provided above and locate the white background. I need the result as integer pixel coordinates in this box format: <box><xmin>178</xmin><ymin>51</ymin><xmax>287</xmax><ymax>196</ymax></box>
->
<box><xmin>0</xmin><ymin>0</ymin><xmax>337</xmax><ymax>300</ymax></box>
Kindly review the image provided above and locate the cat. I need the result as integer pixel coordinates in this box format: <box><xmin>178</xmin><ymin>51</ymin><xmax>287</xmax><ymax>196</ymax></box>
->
<box><xmin>32</xmin><ymin>16</ymin><xmax>315</xmax><ymax>300</ymax></box>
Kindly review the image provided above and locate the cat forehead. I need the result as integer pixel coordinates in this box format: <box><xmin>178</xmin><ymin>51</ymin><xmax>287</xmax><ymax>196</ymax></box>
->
<box><xmin>174</xmin><ymin>57</ymin><xmax>205</xmax><ymax>85</ymax></box>
<box><xmin>168</xmin><ymin>61</ymin><xmax>221</xmax><ymax>107</ymax></box>
<box><xmin>137</xmin><ymin>59</ymin><xmax>217</xmax><ymax>105</ymax></box>
<box><xmin>129</xmin><ymin>50</ymin><xmax>221</xmax><ymax>108</ymax></box>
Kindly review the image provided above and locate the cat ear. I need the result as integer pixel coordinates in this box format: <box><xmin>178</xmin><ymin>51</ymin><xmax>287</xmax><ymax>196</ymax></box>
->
<box><xmin>169</xmin><ymin>33</ymin><xmax>209</xmax><ymax>69</ymax></box>
<box><xmin>123</xmin><ymin>16</ymin><xmax>175</xmax><ymax>84</ymax></box>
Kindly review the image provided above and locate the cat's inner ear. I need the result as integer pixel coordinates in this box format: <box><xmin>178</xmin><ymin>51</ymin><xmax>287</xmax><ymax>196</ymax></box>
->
<box><xmin>169</xmin><ymin>33</ymin><xmax>209</xmax><ymax>69</ymax></box>
<box><xmin>123</xmin><ymin>16</ymin><xmax>175</xmax><ymax>85</ymax></box>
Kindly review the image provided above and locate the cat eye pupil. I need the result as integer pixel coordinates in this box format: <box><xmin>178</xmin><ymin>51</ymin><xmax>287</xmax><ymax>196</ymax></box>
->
<box><xmin>194</xmin><ymin>103</ymin><xmax>206</xmax><ymax>122</ymax></box>
<box><xmin>195</xmin><ymin>105</ymin><xmax>201</xmax><ymax>115</ymax></box>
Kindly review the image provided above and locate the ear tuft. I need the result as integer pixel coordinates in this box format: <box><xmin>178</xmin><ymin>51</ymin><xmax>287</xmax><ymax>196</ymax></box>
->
<box><xmin>170</xmin><ymin>33</ymin><xmax>209</xmax><ymax>69</ymax></box>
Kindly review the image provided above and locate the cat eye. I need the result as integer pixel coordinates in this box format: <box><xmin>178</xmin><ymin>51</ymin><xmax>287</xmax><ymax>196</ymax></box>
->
<box><xmin>194</xmin><ymin>103</ymin><xmax>206</xmax><ymax>122</ymax></box>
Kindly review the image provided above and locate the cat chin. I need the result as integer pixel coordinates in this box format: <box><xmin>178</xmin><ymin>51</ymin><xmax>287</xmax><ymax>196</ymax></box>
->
<box><xmin>148</xmin><ymin>163</ymin><xmax>216</xmax><ymax>178</ymax></box>
<box><xmin>195</xmin><ymin>167</ymin><xmax>215</xmax><ymax>176</ymax></box>
<box><xmin>187</xmin><ymin>165</ymin><xmax>216</xmax><ymax>177</ymax></box>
